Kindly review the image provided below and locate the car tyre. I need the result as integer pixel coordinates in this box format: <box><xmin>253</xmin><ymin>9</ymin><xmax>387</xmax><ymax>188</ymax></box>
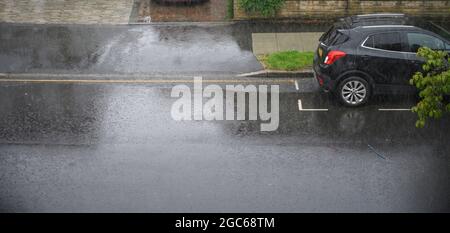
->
<box><xmin>337</xmin><ymin>76</ymin><xmax>370</xmax><ymax>107</ymax></box>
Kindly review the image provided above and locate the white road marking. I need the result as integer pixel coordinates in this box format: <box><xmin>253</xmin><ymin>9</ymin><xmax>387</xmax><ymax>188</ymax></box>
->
<box><xmin>378</xmin><ymin>108</ymin><xmax>412</xmax><ymax>111</ymax></box>
<box><xmin>298</xmin><ymin>99</ymin><xmax>328</xmax><ymax>112</ymax></box>
<box><xmin>294</xmin><ymin>80</ymin><xmax>299</xmax><ymax>91</ymax></box>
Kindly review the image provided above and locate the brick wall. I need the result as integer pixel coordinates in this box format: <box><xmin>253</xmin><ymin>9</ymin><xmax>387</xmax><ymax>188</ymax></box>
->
<box><xmin>234</xmin><ymin>0</ymin><xmax>450</xmax><ymax>20</ymax></box>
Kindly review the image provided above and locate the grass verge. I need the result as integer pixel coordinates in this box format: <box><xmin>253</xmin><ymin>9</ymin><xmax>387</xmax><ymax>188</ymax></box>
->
<box><xmin>258</xmin><ymin>50</ymin><xmax>314</xmax><ymax>71</ymax></box>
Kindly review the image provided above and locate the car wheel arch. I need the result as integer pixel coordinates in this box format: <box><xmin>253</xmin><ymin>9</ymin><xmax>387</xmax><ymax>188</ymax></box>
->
<box><xmin>336</xmin><ymin>70</ymin><xmax>375</xmax><ymax>91</ymax></box>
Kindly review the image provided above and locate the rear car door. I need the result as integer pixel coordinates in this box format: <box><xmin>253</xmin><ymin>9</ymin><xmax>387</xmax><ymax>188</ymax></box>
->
<box><xmin>405</xmin><ymin>32</ymin><xmax>446</xmax><ymax>74</ymax></box>
<box><xmin>358</xmin><ymin>32</ymin><xmax>411</xmax><ymax>86</ymax></box>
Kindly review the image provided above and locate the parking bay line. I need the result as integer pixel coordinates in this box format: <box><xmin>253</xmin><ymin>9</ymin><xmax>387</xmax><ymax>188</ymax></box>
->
<box><xmin>298</xmin><ymin>99</ymin><xmax>328</xmax><ymax>112</ymax></box>
<box><xmin>378</xmin><ymin>108</ymin><xmax>412</xmax><ymax>112</ymax></box>
<box><xmin>1</xmin><ymin>76</ymin><xmax>414</xmax><ymax>113</ymax></box>
<box><xmin>297</xmin><ymin>100</ymin><xmax>413</xmax><ymax>112</ymax></box>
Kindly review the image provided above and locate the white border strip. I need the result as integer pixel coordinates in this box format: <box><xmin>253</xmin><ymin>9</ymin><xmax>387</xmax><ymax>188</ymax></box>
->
<box><xmin>378</xmin><ymin>108</ymin><xmax>412</xmax><ymax>111</ymax></box>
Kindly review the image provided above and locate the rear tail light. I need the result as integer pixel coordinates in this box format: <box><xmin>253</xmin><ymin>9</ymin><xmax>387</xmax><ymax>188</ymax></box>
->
<box><xmin>324</xmin><ymin>50</ymin><xmax>346</xmax><ymax>65</ymax></box>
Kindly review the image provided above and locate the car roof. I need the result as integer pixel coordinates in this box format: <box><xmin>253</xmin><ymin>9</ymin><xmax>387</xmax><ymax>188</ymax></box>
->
<box><xmin>337</xmin><ymin>14</ymin><xmax>410</xmax><ymax>28</ymax></box>
<box><xmin>352</xmin><ymin>25</ymin><xmax>423</xmax><ymax>33</ymax></box>
<box><xmin>334</xmin><ymin>14</ymin><xmax>450</xmax><ymax>40</ymax></box>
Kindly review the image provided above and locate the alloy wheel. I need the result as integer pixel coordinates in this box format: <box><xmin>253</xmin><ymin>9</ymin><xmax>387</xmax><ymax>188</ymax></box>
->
<box><xmin>341</xmin><ymin>80</ymin><xmax>367</xmax><ymax>105</ymax></box>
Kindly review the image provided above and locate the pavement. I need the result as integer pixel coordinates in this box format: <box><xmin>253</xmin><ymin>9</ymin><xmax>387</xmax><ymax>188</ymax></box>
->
<box><xmin>252</xmin><ymin>32</ymin><xmax>323</xmax><ymax>55</ymax></box>
<box><xmin>0</xmin><ymin>17</ymin><xmax>449</xmax><ymax>213</ymax></box>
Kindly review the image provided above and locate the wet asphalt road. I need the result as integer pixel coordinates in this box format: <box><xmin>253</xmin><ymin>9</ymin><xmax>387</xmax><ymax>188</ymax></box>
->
<box><xmin>0</xmin><ymin>22</ymin><xmax>327</xmax><ymax>75</ymax></box>
<box><xmin>0</xmin><ymin>23</ymin><xmax>449</xmax><ymax>212</ymax></box>
<box><xmin>0</xmin><ymin>78</ymin><xmax>449</xmax><ymax>213</ymax></box>
<box><xmin>0</xmin><ymin>22</ymin><xmax>259</xmax><ymax>75</ymax></box>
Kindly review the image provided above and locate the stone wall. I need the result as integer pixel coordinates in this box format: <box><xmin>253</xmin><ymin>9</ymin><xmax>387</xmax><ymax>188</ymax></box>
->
<box><xmin>234</xmin><ymin>0</ymin><xmax>450</xmax><ymax>20</ymax></box>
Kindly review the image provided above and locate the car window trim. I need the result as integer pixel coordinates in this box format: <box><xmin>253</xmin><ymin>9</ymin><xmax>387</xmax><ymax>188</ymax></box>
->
<box><xmin>360</xmin><ymin>33</ymin><xmax>416</xmax><ymax>54</ymax></box>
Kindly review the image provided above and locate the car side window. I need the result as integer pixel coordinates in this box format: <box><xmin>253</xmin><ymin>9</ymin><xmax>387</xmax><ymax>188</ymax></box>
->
<box><xmin>445</xmin><ymin>42</ymin><xmax>450</xmax><ymax>51</ymax></box>
<box><xmin>407</xmin><ymin>33</ymin><xmax>445</xmax><ymax>52</ymax></box>
<box><xmin>363</xmin><ymin>32</ymin><xmax>406</xmax><ymax>52</ymax></box>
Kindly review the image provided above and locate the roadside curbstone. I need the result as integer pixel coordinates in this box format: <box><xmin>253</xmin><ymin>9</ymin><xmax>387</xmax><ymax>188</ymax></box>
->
<box><xmin>237</xmin><ymin>69</ymin><xmax>313</xmax><ymax>78</ymax></box>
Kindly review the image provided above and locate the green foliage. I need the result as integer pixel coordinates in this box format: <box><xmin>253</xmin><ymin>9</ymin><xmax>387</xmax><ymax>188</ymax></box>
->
<box><xmin>262</xmin><ymin>50</ymin><xmax>314</xmax><ymax>71</ymax></box>
<box><xmin>410</xmin><ymin>47</ymin><xmax>450</xmax><ymax>128</ymax></box>
<box><xmin>226</xmin><ymin>0</ymin><xmax>234</xmax><ymax>20</ymax></box>
<box><xmin>239</xmin><ymin>0</ymin><xmax>285</xmax><ymax>17</ymax></box>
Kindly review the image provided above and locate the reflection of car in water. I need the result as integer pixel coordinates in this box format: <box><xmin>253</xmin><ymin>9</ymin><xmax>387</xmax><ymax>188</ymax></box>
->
<box><xmin>313</xmin><ymin>14</ymin><xmax>450</xmax><ymax>107</ymax></box>
<box><xmin>153</xmin><ymin>0</ymin><xmax>208</xmax><ymax>4</ymax></box>
<box><xmin>312</xmin><ymin>107</ymin><xmax>418</xmax><ymax>140</ymax></box>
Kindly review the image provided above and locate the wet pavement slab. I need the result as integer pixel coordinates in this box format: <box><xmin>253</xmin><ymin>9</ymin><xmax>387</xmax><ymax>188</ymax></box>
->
<box><xmin>0</xmin><ymin>78</ymin><xmax>449</xmax><ymax>212</ymax></box>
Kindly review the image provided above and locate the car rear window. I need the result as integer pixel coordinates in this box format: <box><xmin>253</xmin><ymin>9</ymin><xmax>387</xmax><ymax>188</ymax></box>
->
<box><xmin>320</xmin><ymin>27</ymin><xmax>349</xmax><ymax>46</ymax></box>
<box><xmin>363</xmin><ymin>32</ymin><xmax>406</xmax><ymax>52</ymax></box>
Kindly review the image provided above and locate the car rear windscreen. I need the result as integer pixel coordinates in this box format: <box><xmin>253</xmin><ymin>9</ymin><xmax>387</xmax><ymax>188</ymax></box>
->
<box><xmin>320</xmin><ymin>27</ymin><xmax>349</xmax><ymax>46</ymax></box>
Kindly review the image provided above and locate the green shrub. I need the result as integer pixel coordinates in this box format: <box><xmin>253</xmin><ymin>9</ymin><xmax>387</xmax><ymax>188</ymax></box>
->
<box><xmin>239</xmin><ymin>0</ymin><xmax>285</xmax><ymax>17</ymax></box>
<box><xmin>410</xmin><ymin>47</ymin><xmax>450</xmax><ymax>128</ymax></box>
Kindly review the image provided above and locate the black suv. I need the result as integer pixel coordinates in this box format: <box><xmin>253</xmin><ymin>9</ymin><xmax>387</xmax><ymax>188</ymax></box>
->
<box><xmin>313</xmin><ymin>14</ymin><xmax>450</xmax><ymax>106</ymax></box>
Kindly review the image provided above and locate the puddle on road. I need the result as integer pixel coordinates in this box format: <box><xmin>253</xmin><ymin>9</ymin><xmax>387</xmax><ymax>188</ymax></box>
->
<box><xmin>136</xmin><ymin>0</ymin><xmax>227</xmax><ymax>22</ymax></box>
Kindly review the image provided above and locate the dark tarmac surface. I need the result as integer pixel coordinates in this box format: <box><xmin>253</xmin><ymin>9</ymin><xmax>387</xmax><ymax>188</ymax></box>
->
<box><xmin>0</xmin><ymin>22</ymin><xmax>259</xmax><ymax>75</ymax></box>
<box><xmin>0</xmin><ymin>78</ymin><xmax>448</xmax><ymax>212</ymax></box>
<box><xmin>0</xmin><ymin>22</ymin><xmax>449</xmax><ymax>213</ymax></box>
<box><xmin>0</xmin><ymin>22</ymin><xmax>327</xmax><ymax>75</ymax></box>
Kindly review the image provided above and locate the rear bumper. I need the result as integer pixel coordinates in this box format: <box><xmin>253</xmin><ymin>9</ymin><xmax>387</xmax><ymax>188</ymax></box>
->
<box><xmin>313</xmin><ymin>63</ymin><xmax>336</xmax><ymax>92</ymax></box>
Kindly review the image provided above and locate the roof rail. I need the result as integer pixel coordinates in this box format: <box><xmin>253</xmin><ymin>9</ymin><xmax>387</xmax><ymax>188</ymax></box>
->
<box><xmin>358</xmin><ymin>25</ymin><xmax>414</xmax><ymax>29</ymax></box>
<box><xmin>337</xmin><ymin>14</ymin><xmax>409</xmax><ymax>29</ymax></box>
<box><xmin>346</xmin><ymin>13</ymin><xmax>407</xmax><ymax>26</ymax></box>
<box><xmin>356</xmin><ymin>13</ymin><xmax>405</xmax><ymax>18</ymax></box>
<box><xmin>350</xmin><ymin>13</ymin><xmax>406</xmax><ymax>23</ymax></box>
